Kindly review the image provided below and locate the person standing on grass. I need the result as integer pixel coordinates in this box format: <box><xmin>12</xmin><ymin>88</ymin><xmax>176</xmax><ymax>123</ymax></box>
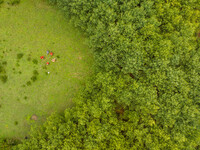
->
<box><xmin>52</xmin><ymin>58</ymin><xmax>56</xmax><ymax>62</ymax></box>
<box><xmin>50</xmin><ymin>52</ymin><xmax>53</xmax><ymax>56</ymax></box>
<box><xmin>40</xmin><ymin>56</ymin><xmax>45</xmax><ymax>59</ymax></box>
<box><xmin>47</xmin><ymin>50</ymin><xmax>50</xmax><ymax>55</ymax></box>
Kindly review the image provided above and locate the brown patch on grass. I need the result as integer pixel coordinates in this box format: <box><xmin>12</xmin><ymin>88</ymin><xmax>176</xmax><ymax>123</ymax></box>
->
<box><xmin>34</xmin><ymin>1</ymin><xmax>51</xmax><ymax>10</ymax></box>
<box><xmin>78</xmin><ymin>56</ymin><xmax>82</xmax><ymax>60</ymax></box>
<box><xmin>71</xmin><ymin>72</ymin><xmax>81</xmax><ymax>78</ymax></box>
<box><xmin>31</xmin><ymin>114</ymin><xmax>38</xmax><ymax>121</ymax></box>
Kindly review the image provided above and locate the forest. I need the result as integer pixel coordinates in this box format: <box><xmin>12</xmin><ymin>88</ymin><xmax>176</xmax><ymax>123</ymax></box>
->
<box><xmin>1</xmin><ymin>0</ymin><xmax>200</xmax><ymax>149</ymax></box>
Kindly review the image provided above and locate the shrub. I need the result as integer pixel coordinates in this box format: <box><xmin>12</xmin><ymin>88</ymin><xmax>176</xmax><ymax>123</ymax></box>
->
<box><xmin>8</xmin><ymin>0</ymin><xmax>20</xmax><ymax>5</ymax></box>
<box><xmin>0</xmin><ymin>75</ymin><xmax>7</xmax><ymax>83</ymax></box>
<box><xmin>48</xmin><ymin>0</ymin><xmax>57</xmax><ymax>5</ymax></box>
<box><xmin>0</xmin><ymin>65</ymin><xmax>5</xmax><ymax>73</ymax></box>
<box><xmin>2</xmin><ymin>61</ymin><xmax>7</xmax><ymax>65</ymax></box>
<box><xmin>0</xmin><ymin>0</ymin><xmax>3</xmax><ymax>5</ymax></box>
<box><xmin>26</xmin><ymin>81</ymin><xmax>31</xmax><ymax>86</ymax></box>
<box><xmin>42</xmin><ymin>65</ymin><xmax>47</xmax><ymax>70</ymax></box>
<box><xmin>16</xmin><ymin>63</ymin><xmax>20</xmax><ymax>67</ymax></box>
<box><xmin>32</xmin><ymin>59</ymin><xmax>38</xmax><ymax>65</ymax></box>
<box><xmin>17</xmin><ymin>53</ymin><xmax>24</xmax><ymax>59</ymax></box>
<box><xmin>33</xmin><ymin>70</ymin><xmax>39</xmax><ymax>76</ymax></box>
<box><xmin>27</xmin><ymin>57</ymin><xmax>31</xmax><ymax>61</ymax></box>
<box><xmin>31</xmin><ymin>76</ymin><xmax>37</xmax><ymax>82</ymax></box>
<box><xmin>14</xmin><ymin>121</ymin><xmax>18</xmax><ymax>125</ymax></box>
<box><xmin>0</xmin><ymin>138</ymin><xmax>19</xmax><ymax>149</ymax></box>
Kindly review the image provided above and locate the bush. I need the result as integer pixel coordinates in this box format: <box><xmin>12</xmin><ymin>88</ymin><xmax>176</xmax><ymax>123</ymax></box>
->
<box><xmin>8</xmin><ymin>0</ymin><xmax>20</xmax><ymax>5</ymax></box>
<box><xmin>0</xmin><ymin>75</ymin><xmax>7</xmax><ymax>83</ymax></box>
<box><xmin>16</xmin><ymin>63</ymin><xmax>20</xmax><ymax>67</ymax></box>
<box><xmin>48</xmin><ymin>0</ymin><xmax>57</xmax><ymax>5</ymax></box>
<box><xmin>0</xmin><ymin>0</ymin><xmax>4</xmax><ymax>5</ymax></box>
<box><xmin>0</xmin><ymin>138</ymin><xmax>19</xmax><ymax>149</ymax></box>
<box><xmin>32</xmin><ymin>59</ymin><xmax>38</xmax><ymax>65</ymax></box>
<box><xmin>27</xmin><ymin>57</ymin><xmax>31</xmax><ymax>61</ymax></box>
<box><xmin>26</xmin><ymin>81</ymin><xmax>31</xmax><ymax>86</ymax></box>
<box><xmin>2</xmin><ymin>61</ymin><xmax>7</xmax><ymax>65</ymax></box>
<box><xmin>14</xmin><ymin>121</ymin><xmax>18</xmax><ymax>125</ymax></box>
<box><xmin>33</xmin><ymin>70</ymin><xmax>39</xmax><ymax>76</ymax></box>
<box><xmin>17</xmin><ymin>53</ymin><xmax>24</xmax><ymax>59</ymax></box>
<box><xmin>42</xmin><ymin>65</ymin><xmax>47</xmax><ymax>70</ymax></box>
<box><xmin>31</xmin><ymin>76</ymin><xmax>37</xmax><ymax>82</ymax></box>
<box><xmin>0</xmin><ymin>65</ymin><xmax>5</xmax><ymax>73</ymax></box>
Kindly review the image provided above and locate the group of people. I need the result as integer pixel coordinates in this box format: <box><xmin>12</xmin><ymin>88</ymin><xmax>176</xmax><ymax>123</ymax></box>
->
<box><xmin>40</xmin><ymin>50</ymin><xmax>56</xmax><ymax>65</ymax></box>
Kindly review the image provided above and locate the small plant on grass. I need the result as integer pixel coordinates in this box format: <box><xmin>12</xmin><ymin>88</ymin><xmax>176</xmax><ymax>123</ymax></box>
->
<box><xmin>0</xmin><ymin>0</ymin><xmax>4</xmax><ymax>5</ymax></box>
<box><xmin>2</xmin><ymin>61</ymin><xmax>7</xmax><ymax>65</ymax></box>
<box><xmin>8</xmin><ymin>0</ymin><xmax>20</xmax><ymax>5</ymax></box>
<box><xmin>33</xmin><ymin>70</ymin><xmax>39</xmax><ymax>76</ymax></box>
<box><xmin>25</xmin><ymin>115</ymin><xmax>35</xmax><ymax>124</ymax></box>
<box><xmin>16</xmin><ymin>63</ymin><xmax>19</xmax><ymax>66</ymax></box>
<box><xmin>27</xmin><ymin>57</ymin><xmax>31</xmax><ymax>61</ymax></box>
<box><xmin>42</xmin><ymin>65</ymin><xmax>47</xmax><ymax>70</ymax></box>
<box><xmin>24</xmin><ymin>96</ymin><xmax>27</xmax><ymax>100</ymax></box>
<box><xmin>14</xmin><ymin>121</ymin><xmax>18</xmax><ymax>125</ymax></box>
<box><xmin>17</xmin><ymin>53</ymin><xmax>24</xmax><ymax>59</ymax></box>
<box><xmin>0</xmin><ymin>75</ymin><xmax>8</xmax><ymax>83</ymax></box>
<box><xmin>31</xmin><ymin>76</ymin><xmax>37</xmax><ymax>82</ymax></box>
<box><xmin>0</xmin><ymin>65</ymin><xmax>6</xmax><ymax>73</ymax></box>
<box><xmin>32</xmin><ymin>59</ymin><xmax>38</xmax><ymax>64</ymax></box>
<box><xmin>26</xmin><ymin>81</ymin><xmax>31</xmax><ymax>86</ymax></box>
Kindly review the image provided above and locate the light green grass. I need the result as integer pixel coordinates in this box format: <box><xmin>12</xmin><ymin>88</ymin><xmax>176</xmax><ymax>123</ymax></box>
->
<box><xmin>0</xmin><ymin>0</ymin><xmax>93</xmax><ymax>139</ymax></box>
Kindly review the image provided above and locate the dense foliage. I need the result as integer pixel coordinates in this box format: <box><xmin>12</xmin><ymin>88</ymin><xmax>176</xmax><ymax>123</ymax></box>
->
<box><xmin>9</xmin><ymin>0</ymin><xmax>200</xmax><ymax>149</ymax></box>
<box><xmin>0</xmin><ymin>0</ymin><xmax>20</xmax><ymax>5</ymax></box>
<box><xmin>0</xmin><ymin>138</ymin><xmax>19</xmax><ymax>150</ymax></box>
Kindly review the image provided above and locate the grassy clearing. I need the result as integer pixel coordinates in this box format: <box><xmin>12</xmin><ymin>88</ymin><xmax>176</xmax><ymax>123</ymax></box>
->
<box><xmin>0</xmin><ymin>0</ymin><xmax>93</xmax><ymax>138</ymax></box>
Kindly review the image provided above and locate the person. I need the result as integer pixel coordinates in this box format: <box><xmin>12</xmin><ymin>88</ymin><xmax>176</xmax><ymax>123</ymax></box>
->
<box><xmin>46</xmin><ymin>62</ymin><xmax>50</xmax><ymax>65</ymax></box>
<box><xmin>40</xmin><ymin>56</ymin><xmax>45</xmax><ymax>59</ymax></box>
<box><xmin>52</xmin><ymin>58</ymin><xmax>56</xmax><ymax>62</ymax></box>
<box><xmin>50</xmin><ymin>52</ymin><xmax>53</xmax><ymax>56</ymax></box>
<box><xmin>47</xmin><ymin>50</ymin><xmax>50</xmax><ymax>55</ymax></box>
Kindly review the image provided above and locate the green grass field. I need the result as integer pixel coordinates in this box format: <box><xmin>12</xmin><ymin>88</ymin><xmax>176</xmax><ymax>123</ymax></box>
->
<box><xmin>0</xmin><ymin>0</ymin><xmax>93</xmax><ymax>139</ymax></box>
